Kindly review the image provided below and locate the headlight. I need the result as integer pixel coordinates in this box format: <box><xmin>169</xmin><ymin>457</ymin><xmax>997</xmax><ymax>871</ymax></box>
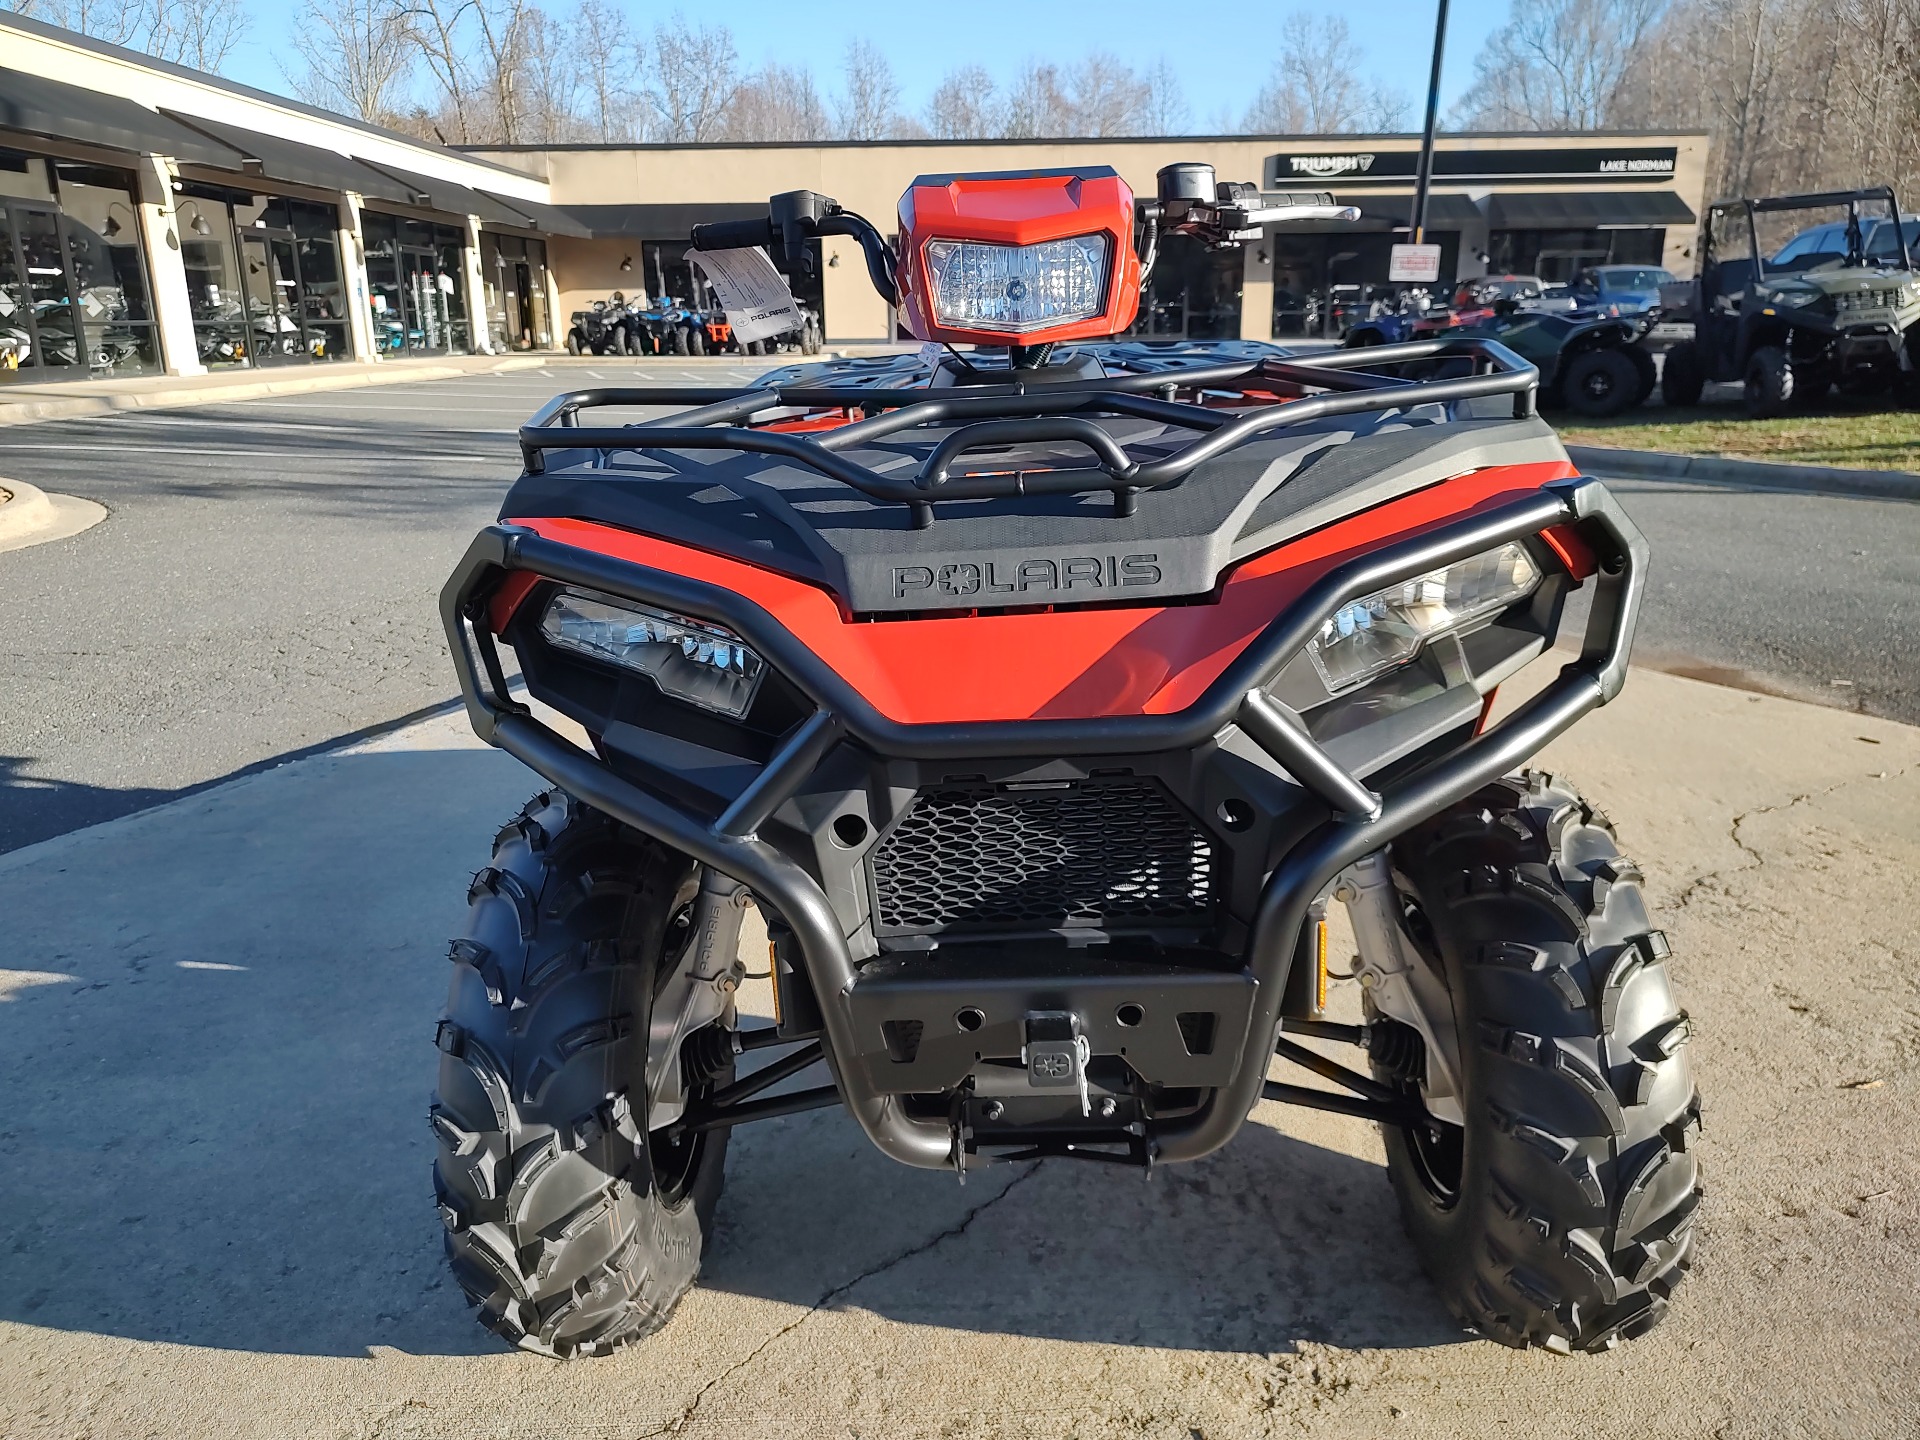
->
<box><xmin>1767</xmin><ymin>288</ymin><xmax>1821</xmax><ymax>308</ymax></box>
<box><xmin>1306</xmin><ymin>542</ymin><xmax>1542</xmax><ymax>696</ymax></box>
<box><xmin>923</xmin><ymin>234</ymin><xmax>1110</xmax><ymax>332</ymax></box>
<box><xmin>540</xmin><ymin>588</ymin><xmax>766</xmax><ymax>719</ymax></box>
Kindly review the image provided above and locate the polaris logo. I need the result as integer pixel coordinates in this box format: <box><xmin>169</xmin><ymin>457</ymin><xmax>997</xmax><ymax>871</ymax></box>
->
<box><xmin>892</xmin><ymin>553</ymin><xmax>1162</xmax><ymax>600</ymax></box>
<box><xmin>1289</xmin><ymin>153</ymin><xmax>1375</xmax><ymax>177</ymax></box>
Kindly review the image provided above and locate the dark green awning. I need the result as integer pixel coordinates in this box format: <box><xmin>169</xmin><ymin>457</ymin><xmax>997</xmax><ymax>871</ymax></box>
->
<box><xmin>0</xmin><ymin>67</ymin><xmax>243</xmax><ymax>167</ymax></box>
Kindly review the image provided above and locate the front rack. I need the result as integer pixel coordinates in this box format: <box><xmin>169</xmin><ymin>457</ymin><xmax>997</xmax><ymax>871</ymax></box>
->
<box><xmin>517</xmin><ymin>336</ymin><xmax>1539</xmax><ymax>529</ymax></box>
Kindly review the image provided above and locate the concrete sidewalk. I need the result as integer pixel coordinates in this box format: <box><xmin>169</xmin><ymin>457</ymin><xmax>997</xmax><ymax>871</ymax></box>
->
<box><xmin>1</xmin><ymin>670</ymin><xmax>1916</xmax><ymax>1438</ymax></box>
<box><xmin>0</xmin><ymin>354</ymin><xmax>563</xmax><ymax>427</ymax></box>
<box><xmin>0</xmin><ymin>348</ymin><xmax>910</xmax><ymax>428</ymax></box>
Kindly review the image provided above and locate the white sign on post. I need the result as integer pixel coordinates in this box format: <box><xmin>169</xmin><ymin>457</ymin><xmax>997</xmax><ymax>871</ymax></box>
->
<box><xmin>684</xmin><ymin>245</ymin><xmax>802</xmax><ymax>344</ymax></box>
<box><xmin>1388</xmin><ymin>243</ymin><xmax>1443</xmax><ymax>283</ymax></box>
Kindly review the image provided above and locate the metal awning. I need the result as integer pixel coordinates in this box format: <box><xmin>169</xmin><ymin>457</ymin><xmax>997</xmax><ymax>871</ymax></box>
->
<box><xmin>480</xmin><ymin>194</ymin><xmax>590</xmax><ymax>238</ymax></box>
<box><xmin>361</xmin><ymin>162</ymin><xmax>544</xmax><ymax>229</ymax></box>
<box><xmin>1348</xmin><ymin>194</ymin><xmax>1485</xmax><ymax>228</ymax></box>
<box><xmin>0</xmin><ymin>67</ymin><xmax>243</xmax><ymax>167</ymax></box>
<box><xmin>161</xmin><ymin>110</ymin><xmax>417</xmax><ymax>205</ymax></box>
<box><xmin>1488</xmin><ymin>190</ymin><xmax>1696</xmax><ymax>228</ymax></box>
<box><xmin>560</xmin><ymin>202</ymin><xmax>769</xmax><ymax>240</ymax></box>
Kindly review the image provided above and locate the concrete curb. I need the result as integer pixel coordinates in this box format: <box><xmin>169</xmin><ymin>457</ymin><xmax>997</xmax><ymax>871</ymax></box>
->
<box><xmin>0</xmin><ymin>354</ymin><xmax>552</xmax><ymax>428</ymax></box>
<box><xmin>1567</xmin><ymin>443</ymin><xmax>1920</xmax><ymax>501</ymax></box>
<box><xmin>0</xmin><ymin>477</ymin><xmax>108</xmax><ymax>553</ymax></box>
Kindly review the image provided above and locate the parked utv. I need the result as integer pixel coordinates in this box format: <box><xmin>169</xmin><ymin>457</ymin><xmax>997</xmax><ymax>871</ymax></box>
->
<box><xmin>1661</xmin><ymin>186</ymin><xmax>1920</xmax><ymax>415</ymax></box>
<box><xmin>436</xmin><ymin>163</ymin><xmax>1699</xmax><ymax>1361</ymax></box>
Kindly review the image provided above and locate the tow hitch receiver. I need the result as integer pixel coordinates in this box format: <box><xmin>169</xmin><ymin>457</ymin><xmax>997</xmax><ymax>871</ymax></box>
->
<box><xmin>1023</xmin><ymin>1011</ymin><xmax>1092</xmax><ymax>1115</ymax></box>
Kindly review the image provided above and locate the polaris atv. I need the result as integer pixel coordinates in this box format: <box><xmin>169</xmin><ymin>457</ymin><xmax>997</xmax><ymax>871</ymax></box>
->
<box><xmin>1662</xmin><ymin>186</ymin><xmax>1920</xmax><ymax>415</ymax></box>
<box><xmin>435</xmin><ymin>163</ymin><xmax>1700</xmax><ymax>1360</ymax></box>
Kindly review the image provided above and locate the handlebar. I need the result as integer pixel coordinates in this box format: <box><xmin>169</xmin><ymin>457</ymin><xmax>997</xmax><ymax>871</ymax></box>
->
<box><xmin>688</xmin><ymin>217</ymin><xmax>777</xmax><ymax>251</ymax></box>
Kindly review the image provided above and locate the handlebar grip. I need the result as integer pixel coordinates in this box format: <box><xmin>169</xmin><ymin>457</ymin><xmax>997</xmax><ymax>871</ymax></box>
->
<box><xmin>689</xmin><ymin>217</ymin><xmax>775</xmax><ymax>251</ymax></box>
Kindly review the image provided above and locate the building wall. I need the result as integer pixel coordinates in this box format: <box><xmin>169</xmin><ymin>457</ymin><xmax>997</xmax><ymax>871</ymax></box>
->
<box><xmin>478</xmin><ymin>132</ymin><xmax>1714</xmax><ymax>343</ymax></box>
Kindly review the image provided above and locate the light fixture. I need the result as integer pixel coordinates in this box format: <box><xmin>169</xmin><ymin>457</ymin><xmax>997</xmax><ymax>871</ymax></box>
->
<box><xmin>827</xmin><ymin>252</ymin><xmax>840</xmax><ymax>267</ymax></box>
<box><xmin>619</xmin><ymin>255</ymin><xmax>633</xmax><ymax>272</ymax></box>
<box><xmin>541</xmin><ymin>588</ymin><xmax>766</xmax><ymax>719</ymax></box>
<box><xmin>1304</xmin><ymin>542</ymin><xmax>1542</xmax><ymax>695</ymax></box>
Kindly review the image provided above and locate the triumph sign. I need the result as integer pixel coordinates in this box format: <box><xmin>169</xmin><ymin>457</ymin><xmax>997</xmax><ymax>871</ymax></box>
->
<box><xmin>1265</xmin><ymin>145</ymin><xmax>1680</xmax><ymax>188</ymax></box>
<box><xmin>1285</xmin><ymin>153</ymin><xmax>1377</xmax><ymax>179</ymax></box>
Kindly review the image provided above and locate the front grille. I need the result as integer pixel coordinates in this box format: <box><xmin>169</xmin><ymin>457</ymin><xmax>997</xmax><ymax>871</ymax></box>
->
<box><xmin>870</xmin><ymin>778</ymin><xmax>1215</xmax><ymax>934</ymax></box>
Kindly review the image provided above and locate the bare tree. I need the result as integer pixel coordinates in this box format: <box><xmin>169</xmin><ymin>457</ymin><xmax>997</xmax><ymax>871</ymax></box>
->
<box><xmin>22</xmin><ymin>0</ymin><xmax>249</xmax><ymax>70</ymax></box>
<box><xmin>1242</xmin><ymin>15</ymin><xmax>1379</xmax><ymax>133</ymax></box>
<box><xmin>926</xmin><ymin>64</ymin><xmax>1000</xmax><ymax>138</ymax></box>
<box><xmin>1453</xmin><ymin>0</ymin><xmax>1665</xmax><ymax>129</ymax></box>
<box><xmin>285</xmin><ymin>0</ymin><xmax>415</xmax><ymax>125</ymax></box>
<box><xmin>724</xmin><ymin>62</ymin><xmax>829</xmax><ymax>141</ymax></box>
<box><xmin>570</xmin><ymin>0</ymin><xmax>643</xmax><ymax>142</ymax></box>
<box><xmin>1139</xmin><ymin>57</ymin><xmax>1190</xmax><ymax>136</ymax></box>
<box><xmin>835</xmin><ymin>38</ymin><xmax>903</xmax><ymax>139</ymax></box>
<box><xmin>515</xmin><ymin>4</ymin><xmax>582</xmax><ymax>143</ymax></box>
<box><xmin>397</xmin><ymin>0</ymin><xmax>478</xmax><ymax>142</ymax></box>
<box><xmin>1001</xmin><ymin>61</ymin><xmax>1070</xmax><ymax>138</ymax></box>
<box><xmin>645</xmin><ymin>14</ymin><xmax>737</xmax><ymax>142</ymax></box>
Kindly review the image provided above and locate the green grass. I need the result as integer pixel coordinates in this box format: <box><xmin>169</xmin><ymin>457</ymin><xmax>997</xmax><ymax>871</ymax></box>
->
<box><xmin>1560</xmin><ymin>403</ymin><xmax>1920</xmax><ymax>472</ymax></box>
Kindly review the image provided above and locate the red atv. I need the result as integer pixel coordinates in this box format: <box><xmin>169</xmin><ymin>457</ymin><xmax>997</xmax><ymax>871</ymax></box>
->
<box><xmin>435</xmin><ymin>163</ymin><xmax>1700</xmax><ymax>1358</ymax></box>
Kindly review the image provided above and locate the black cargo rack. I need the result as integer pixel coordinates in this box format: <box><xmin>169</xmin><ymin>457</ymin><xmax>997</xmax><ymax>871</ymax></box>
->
<box><xmin>517</xmin><ymin>337</ymin><xmax>1538</xmax><ymax>529</ymax></box>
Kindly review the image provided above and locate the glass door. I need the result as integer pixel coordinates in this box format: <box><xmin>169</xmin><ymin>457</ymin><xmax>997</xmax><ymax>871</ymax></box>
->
<box><xmin>400</xmin><ymin>245</ymin><xmax>449</xmax><ymax>351</ymax></box>
<box><xmin>241</xmin><ymin>230</ymin><xmax>306</xmax><ymax>363</ymax></box>
<box><xmin>0</xmin><ymin>206</ymin><xmax>37</xmax><ymax>378</ymax></box>
<box><xmin>15</xmin><ymin>205</ymin><xmax>82</xmax><ymax>370</ymax></box>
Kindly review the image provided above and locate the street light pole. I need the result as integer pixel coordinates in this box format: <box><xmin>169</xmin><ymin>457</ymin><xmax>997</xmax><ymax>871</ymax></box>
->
<box><xmin>1409</xmin><ymin>0</ymin><xmax>1450</xmax><ymax>244</ymax></box>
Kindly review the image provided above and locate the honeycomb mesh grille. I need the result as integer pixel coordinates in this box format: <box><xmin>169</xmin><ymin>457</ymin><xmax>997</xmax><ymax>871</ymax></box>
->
<box><xmin>870</xmin><ymin>779</ymin><xmax>1215</xmax><ymax>934</ymax></box>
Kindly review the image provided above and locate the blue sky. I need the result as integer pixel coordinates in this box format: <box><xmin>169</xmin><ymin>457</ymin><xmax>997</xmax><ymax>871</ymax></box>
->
<box><xmin>217</xmin><ymin>0</ymin><xmax>1512</xmax><ymax>130</ymax></box>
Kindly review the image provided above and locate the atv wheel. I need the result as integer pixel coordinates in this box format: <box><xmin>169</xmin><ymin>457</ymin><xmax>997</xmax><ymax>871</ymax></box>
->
<box><xmin>1560</xmin><ymin>349</ymin><xmax>1640</xmax><ymax>418</ymax></box>
<box><xmin>670</xmin><ymin>325</ymin><xmax>689</xmax><ymax>356</ymax></box>
<box><xmin>1744</xmin><ymin>345</ymin><xmax>1794</xmax><ymax>417</ymax></box>
<box><xmin>611</xmin><ymin>326</ymin><xmax>631</xmax><ymax>356</ymax></box>
<box><xmin>1380</xmin><ymin>771</ymin><xmax>1701</xmax><ymax>1353</ymax></box>
<box><xmin>565</xmin><ymin>330</ymin><xmax>583</xmax><ymax>357</ymax></box>
<box><xmin>1659</xmin><ymin>340</ymin><xmax>1704</xmax><ymax>407</ymax></box>
<box><xmin>688</xmin><ymin>326</ymin><xmax>706</xmax><ymax>356</ymax></box>
<box><xmin>433</xmin><ymin>790</ymin><xmax>730</xmax><ymax>1358</ymax></box>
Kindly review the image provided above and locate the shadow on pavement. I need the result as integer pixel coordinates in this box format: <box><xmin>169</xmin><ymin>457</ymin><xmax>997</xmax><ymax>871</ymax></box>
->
<box><xmin>0</xmin><ymin>742</ymin><xmax>1462</xmax><ymax>1360</ymax></box>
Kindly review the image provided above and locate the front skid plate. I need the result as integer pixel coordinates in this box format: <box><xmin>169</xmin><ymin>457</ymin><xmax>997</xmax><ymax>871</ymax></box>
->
<box><xmin>845</xmin><ymin>952</ymin><xmax>1256</xmax><ymax>1094</ymax></box>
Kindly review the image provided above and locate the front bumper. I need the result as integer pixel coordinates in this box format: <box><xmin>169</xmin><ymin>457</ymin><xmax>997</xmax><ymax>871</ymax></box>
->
<box><xmin>442</xmin><ymin>476</ymin><xmax>1647</xmax><ymax>1169</ymax></box>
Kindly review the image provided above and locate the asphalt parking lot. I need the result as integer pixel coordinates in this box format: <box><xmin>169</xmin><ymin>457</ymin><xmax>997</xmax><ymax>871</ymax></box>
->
<box><xmin>2</xmin><ymin>361</ymin><xmax>1918</xmax><ymax>1436</ymax></box>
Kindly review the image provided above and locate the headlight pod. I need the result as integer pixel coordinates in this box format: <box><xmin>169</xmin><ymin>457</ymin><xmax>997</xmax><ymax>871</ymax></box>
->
<box><xmin>1306</xmin><ymin>542</ymin><xmax>1542</xmax><ymax>696</ymax></box>
<box><xmin>540</xmin><ymin>588</ymin><xmax>765</xmax><ymax>719</ymax></box>
<box><xmin>1766</xmin><ymin>288</ymin><xmax>1821</xmax><ymax>308</ymax></box>
<box><xmin>923</xmin><ymin>233</ymin><xmax>1110</xmax><ymax>332</ymax></box>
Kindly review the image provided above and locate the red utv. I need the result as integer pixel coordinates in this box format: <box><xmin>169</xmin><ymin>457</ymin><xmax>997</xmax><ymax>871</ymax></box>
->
<box><xmin>434</xmin><ymin>164</ymin><xmax>1700</xmax><ymax>1359</ymax></box>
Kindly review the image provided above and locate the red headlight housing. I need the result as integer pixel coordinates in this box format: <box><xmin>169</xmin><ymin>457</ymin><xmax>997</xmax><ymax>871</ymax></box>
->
<box><xmin>894</xmin><ymin>167</ymin><xmax>1142</xmax><ymax>347</ymax></box>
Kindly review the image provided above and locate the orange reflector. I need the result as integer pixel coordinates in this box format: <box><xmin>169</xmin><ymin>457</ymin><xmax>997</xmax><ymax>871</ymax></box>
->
<box><xmin>768</xmin><ymin>940</ymin><xmax>782</xmax><ymax>1026</ymax></box>
<box><xmin>1315</xmin><ymin>919</ymin><xmax>1328</xmax><ymax>1013</ymax></box>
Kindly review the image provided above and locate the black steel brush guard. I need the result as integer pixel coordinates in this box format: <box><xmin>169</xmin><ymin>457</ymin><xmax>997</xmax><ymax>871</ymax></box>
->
<box><xmin>516</xmin><ymin>336</ymin><xmax>1539</xmax><ymax>527</ymax></box>
<box><xmin>444</xmin><ymin>429</ymin><xmax>1647</xmax><ymax>1167</ymax></box>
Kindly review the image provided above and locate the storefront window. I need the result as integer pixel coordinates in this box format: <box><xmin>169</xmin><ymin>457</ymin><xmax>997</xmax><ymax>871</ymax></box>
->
<box><xmin>177</xmin><ymin>187</ymin><xmax>349</xmax><ymax>366</ymax></box>
<box><xmin>1489</xmin><ymin>228</ymin><xmax>1664</xmax><ymax>282</ymax></box>
<box><xmin>0</xmin><ymin>159</ymin><xmax>159</xmax><ymax>380</ymax></box>
<box><xmin>1129</xmin><ymin>235</ymin><xmax>1242</xmax><ymax>340</ymax></box>
<box><xmin>363</xmin><ymin>210</ymin><xmax>469</xmax><ymax>355</ymax></box>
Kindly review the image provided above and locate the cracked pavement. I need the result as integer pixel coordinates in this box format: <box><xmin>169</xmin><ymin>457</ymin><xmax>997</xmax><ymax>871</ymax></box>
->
<box><xmin>2</xmin><ymin>668</ymin><xmax>1918</xmax><ymax>1439</ymax></box>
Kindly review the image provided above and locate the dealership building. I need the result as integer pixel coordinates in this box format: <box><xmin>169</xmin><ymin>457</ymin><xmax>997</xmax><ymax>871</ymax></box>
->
<box><xmin>2</xmin><ymin>11</ymin><xmax>1710</xmax><ymax>379</ymax></box>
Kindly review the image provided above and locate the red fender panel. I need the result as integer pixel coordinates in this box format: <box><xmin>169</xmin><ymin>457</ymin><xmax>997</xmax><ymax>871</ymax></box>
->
<box><xmin>505</xmin><ymin>460</ymin><xmax>1576</xmax><ymax>725</ymax></box>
